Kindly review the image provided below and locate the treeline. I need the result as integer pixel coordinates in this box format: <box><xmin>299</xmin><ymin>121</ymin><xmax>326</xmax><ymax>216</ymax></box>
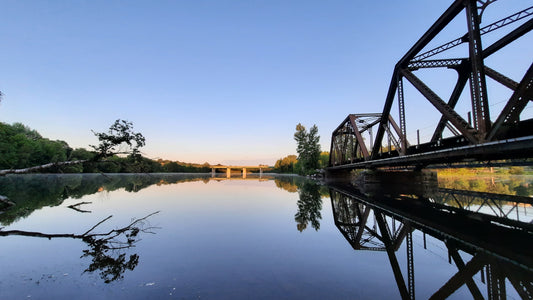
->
<box><xmin>273</xmin><ymin>152</ymin><xmax>329</xmax><ymax>174</ymax></box>
<box><xmin>0</xmin><ymin>122</ymin><xmax>210</xmax><ymax>174</ymax></box>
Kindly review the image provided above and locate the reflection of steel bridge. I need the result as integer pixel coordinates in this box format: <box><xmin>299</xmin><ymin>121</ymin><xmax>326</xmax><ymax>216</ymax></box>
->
<box><xmin>328</xmin><ymin>1</ymin><xmax>533</xmax><ymax>173</ymax></box>
<box><xmin>434</xmin><ymin>188</ymin><xmax>533</xmax><ymax>222</ymax></box>
<box><xmin>329</xmin><ymin>183</ymin><xmax>533</xmax><ymax>299</ymax></box>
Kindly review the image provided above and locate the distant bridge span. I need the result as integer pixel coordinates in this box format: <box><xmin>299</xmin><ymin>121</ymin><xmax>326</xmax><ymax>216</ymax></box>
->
<box><xmin>327</xmin><ymin>0</ymin><xmax>533</xmax><ymax>174</ymax></box>
<box><xmin>210</xmin><ymin>165</ymin><xmax>270</xmax><ymax>178</ymax></box>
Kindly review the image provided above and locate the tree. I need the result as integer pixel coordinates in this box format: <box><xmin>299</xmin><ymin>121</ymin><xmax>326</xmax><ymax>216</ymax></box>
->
<box><xmin>294</xmin><ymin>123</ymin><xmax>321</xmax><ymax>175</ymax></box>
<box><xmin>90</xmin><ymin>119</ymin><xmax>146</xmax><ymax>160</ymax></box>
<box><xmin>0</xmin><ymin>119</ymin><xmax>145</xmax><ymax>175</ymax></box>
<box><xmin>319</xmin><ymin>151</ymin><xmax>330</xmax><ymax>168</ymax></box>
<box><xmin>274</xmin><ymin>155</ymin><xmax>298</xmax><ymax>173</ymax></box>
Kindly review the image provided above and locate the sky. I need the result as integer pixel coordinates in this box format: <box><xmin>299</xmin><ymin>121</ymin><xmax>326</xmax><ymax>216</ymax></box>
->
<box><xmin>1</xmin><ymin>0</ymin><xmax>531</xmax><ymax>165</ymax></box>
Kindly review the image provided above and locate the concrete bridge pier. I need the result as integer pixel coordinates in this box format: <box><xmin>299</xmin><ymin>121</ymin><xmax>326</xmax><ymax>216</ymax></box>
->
<box><xmin>211</xmin><ymin>168</ymin><xmax>216</xmax><ymax>177</ymax></box>
<box><xmin>226</xmin><ymin>168</ymin><xmax>231</xmax><ymax>178</ymax></box>
<box><xmin>243</xmin><ymin>168</ymin><xmax>247</xmax><ymax>179</ymax></box>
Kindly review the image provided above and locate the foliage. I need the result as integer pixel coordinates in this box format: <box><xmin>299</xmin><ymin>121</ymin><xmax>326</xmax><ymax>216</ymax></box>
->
<box><xmin>0</xmin><ymin>122</ymin><xmax>71</xmax><ymax>170</ymax></box>
<box><xmin>319</xmin><ymin>152</ymin><xmax>329</xmax><ymax>168</ymax></box>
<box><xmin>0</xmin><ymin>121</ymin><xmax>212</xmax><ymax>175</ymax></box>
<box><xmin>90</xmin><ymin>119</ymin><xmax>146</xmax><ymax>160</ymax></box>
<box><xmin>274</xmin><ymin>155</ymin><xmax>298</xmax><ymax>173</ymax></box>
<box><xmin>294</xmin><ymin>123</ymin><xmax>321</xmax><ymax>175</ymax></box>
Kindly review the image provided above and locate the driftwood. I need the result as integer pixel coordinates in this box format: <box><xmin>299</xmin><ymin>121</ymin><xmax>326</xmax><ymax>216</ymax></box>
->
<box><xmin>0</xmin><ymin>159</ymin><xmax>89</xmax><ymax>176</ymax></box>
<box><xmin>0</xmin><ymin>211</ymin><xmax>159</xmax><ymax>239</ymax></box>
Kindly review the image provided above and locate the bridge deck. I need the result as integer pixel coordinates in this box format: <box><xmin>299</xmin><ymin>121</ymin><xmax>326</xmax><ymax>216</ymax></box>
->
<box><xmin>327</xmin><ymin>135</ymin><xmax>533</xmax><ymax>170</ymax></box>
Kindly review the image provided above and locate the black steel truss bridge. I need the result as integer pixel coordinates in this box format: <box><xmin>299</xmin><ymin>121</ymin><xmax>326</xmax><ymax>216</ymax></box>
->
<box><xmin>328</xmin><ymin>0</ymin><xmax>533</xmax><ymax>171</ymax></box>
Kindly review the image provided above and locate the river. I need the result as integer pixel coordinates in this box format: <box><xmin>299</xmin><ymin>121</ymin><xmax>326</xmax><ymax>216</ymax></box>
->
<box><xmin>0</xmin><ymin>173</ymin><xmax>531</xmax><ymax>299</ymax></box>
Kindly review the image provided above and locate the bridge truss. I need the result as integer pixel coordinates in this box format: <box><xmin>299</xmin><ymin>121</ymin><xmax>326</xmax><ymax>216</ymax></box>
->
<box><xmin>329</xmin><ymin>0</ymin><xmax>533</xmax><ymax>170</ymax></box>
<box><xmin>329</xmin><ymin>184</ymin><xmax>533</xmax><ymax>299</ymax></box>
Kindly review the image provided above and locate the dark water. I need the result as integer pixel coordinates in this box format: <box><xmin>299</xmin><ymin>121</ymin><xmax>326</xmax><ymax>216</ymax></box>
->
<box><xmin>0</xmin><ymin>173</ymin><xmax>531</xmax><ymax>299</ymax></box>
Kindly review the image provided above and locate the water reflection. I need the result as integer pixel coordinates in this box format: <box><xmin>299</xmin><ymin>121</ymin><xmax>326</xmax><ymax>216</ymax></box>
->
<box><xmin>329</xmin><ymin>182</ymin><xmax>533</xmax><ymax>299</ymax></box>
<box><xmin>439</xmin><ymin>176</ymin><xmax>533</xmax><ymax>197</ymax></box>
<box><xmin>295</xmin><ymin>181</ymin><xmax>322</xmax><ymax>232</ymax></box>
<box><xmin>0</xmin><ymin>211</ymin><xmax>158</xmax><ymax>283</ymax></box>
<box><xmin>0</xmin><ymin>174</ymin><xmax>283</xmax><ymax>225</ymax></box>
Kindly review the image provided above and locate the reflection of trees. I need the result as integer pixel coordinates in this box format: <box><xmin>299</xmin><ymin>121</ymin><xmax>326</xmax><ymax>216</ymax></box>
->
<box><xmin>0</xmin><ymin>212</ymin><xmax>158</xmax><ymax>283</ymax></box>
<box><xmin>295</xmin><ymin>181</ymin><xmax>322</xmax><ymax>232</ymax></box>
<box><xmin>439</xmin><ymin>176</ymin><xmax>533</xmax><ymax>197</ymax></box>
<box><xmin>0</xmin><ymin>174</ymin><xmax>210</xmax><ymax>225</ymax></box>
<box><xmin>274</xmin><ymin>176</ymin><xmax>303</xmax><ymax>193</ymax></box>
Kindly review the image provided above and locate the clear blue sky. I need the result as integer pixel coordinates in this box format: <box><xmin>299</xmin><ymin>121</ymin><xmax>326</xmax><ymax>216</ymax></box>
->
<box><xmin>1</xmin><ymin>1</ymin><xmax>531</xmax><ymax>165</ymax></box>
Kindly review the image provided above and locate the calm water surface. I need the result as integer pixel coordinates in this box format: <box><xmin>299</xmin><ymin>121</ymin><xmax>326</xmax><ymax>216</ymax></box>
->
<box><xmin>0</xmin><ymin>173</ymin><xmax>531</xmax><ymax>299</ymax></box>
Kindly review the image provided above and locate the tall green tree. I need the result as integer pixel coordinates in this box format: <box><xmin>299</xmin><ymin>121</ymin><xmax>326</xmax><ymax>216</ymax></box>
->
<box><xmin>294</xmin><ymin>123</ymin><xmax>321</xmax><ymax>175</ymax></box>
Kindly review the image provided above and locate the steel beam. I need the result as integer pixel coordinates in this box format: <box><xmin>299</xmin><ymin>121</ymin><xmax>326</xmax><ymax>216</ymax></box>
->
<box><xmin>483</xmin><ymin>18</ymin><xmax>533</xmax><ymax>58</ymax></box>
<box><xmin>401</xmin><ymin>69</ymin><xmax>478</xmax><ymax>143</ymax></box>
<box><xmin>484</xmin><ymin>66</ymin><xmax>519</xmax><ymax>90</ymax></box>
<box><xmin>349</xmin><ymin>115</ymin><xmax>370</xmax><ymax>159</ymax></box>
<box><xmin>408</xmin><ymin>59</ymin><xmax>464</xmax><ymax>70</ymax></box>
<box><xmin>397</xmin><ymin>78</ymin><xmax>408</xmax><ymax>154</ymax></box>
<box><xmin>375</xmin><ymin>213</ymin><xmax>410</xmax><ymax>300</ymax></box>
<box><xmin>431</xmin><ymin>68</ymin><xmax>470</xmax><ymax>142</ymax></box>
<box><xmin>466</xmin><ymin>0</ymin><xmax>491</xmax><ymax>136</ymax></box>
<box><xmin>373</xmin><ymin>70</ymin><xmax>399</xmax><ymax>159</ymax></box>
<box><xmin>447</xmin><ymin>244</ymin><xmax>484</xmax><ymax>299</ymax></box>
<box><xmin>413</xmin><ymin>5</ymin><xmax>533</xmax><ymax>61</ymax></box>
<box><xmin>430</xmin><ymin>254</ymin><xmax>486</xmax><ymax>299</ymax></box>
<box><xmin>487</xmin><ymin>62</ymin><xmax>533</xmax><ymax>141</ymax></box>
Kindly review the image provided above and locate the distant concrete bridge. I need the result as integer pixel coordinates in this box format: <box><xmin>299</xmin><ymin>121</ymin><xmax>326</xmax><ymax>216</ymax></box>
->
<box><xmin>210</xmin><ymin>165</ymin><xmax>271</xmax><ymax>178</ymax></box>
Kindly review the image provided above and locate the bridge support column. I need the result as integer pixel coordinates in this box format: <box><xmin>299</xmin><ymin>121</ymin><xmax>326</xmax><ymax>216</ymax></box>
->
<box><xmin>211</xmin><ymin>168</ymin><xmax>215</xmax><ymax>177</ymax></box>
<box><xmin>260</xmin><ymin>168</ymin><xmax>263</xmax><ymax>178</ymax></box>
<box><xmin>242</xmin><ymin>168</ymin><xmax>247</xmax><ymax>179</ymax></box>
<box><xmin>226</xmin><ymin>168</ymin><xmax>231</xmax><ymax>178</ymax></box>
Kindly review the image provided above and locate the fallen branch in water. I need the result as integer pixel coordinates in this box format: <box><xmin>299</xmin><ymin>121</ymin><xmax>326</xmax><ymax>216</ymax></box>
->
<box><xmin>0</xmin><ymin>211</ymin><xmax>160</xmax><ymax>239</ymax></box>
<box><xmin>0</xmin><ymin>210</ymin><xmax>159</xmax><ymax>283</ymax></box>
<box><xmin>0</xmin><ymin>160</ymin><xmax>89</xmax><ymax>176</ymax></box>
<box><xmin>67</xmin><ymin>201</ymin><xmax>93</xmax><ymax>213</ymax></box>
